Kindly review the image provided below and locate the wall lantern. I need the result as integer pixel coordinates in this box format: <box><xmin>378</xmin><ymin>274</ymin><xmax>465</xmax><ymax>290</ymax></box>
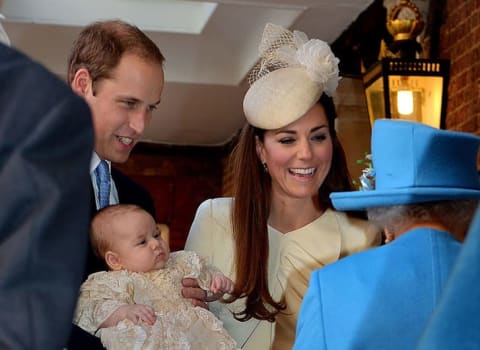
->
<box><xmin>362</xmin><ymin>0</ymin><xmax>450</xmax><ymax>129</ymax></box>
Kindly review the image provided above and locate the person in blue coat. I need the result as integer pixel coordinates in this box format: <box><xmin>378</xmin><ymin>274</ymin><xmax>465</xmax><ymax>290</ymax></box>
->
<box><xmin>293</xmin><ymin>119</ymin><xmax>480</xmax><ymax>350</ymax></box>
<box><xmin>417</xmin><ymin>207</ymin><xmax>480</xmax><ymax>350</ymax></box>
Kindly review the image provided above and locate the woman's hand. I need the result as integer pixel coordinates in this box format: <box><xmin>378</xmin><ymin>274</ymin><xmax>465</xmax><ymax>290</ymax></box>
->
<box><xmin>181</xmin><ymin>277</ymin><xmax>208</xmax><ymax>308</ymax></box>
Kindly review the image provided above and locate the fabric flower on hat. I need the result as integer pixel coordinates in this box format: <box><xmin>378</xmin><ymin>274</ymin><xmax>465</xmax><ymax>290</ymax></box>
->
<box><xmin>296</xmin><ymin>39</ymin><xmax>340</xmax><ymax>96</ymax></box>
<box><xmin>276</xmin><ymin>27</ymin><xmax>340</xmax><ymax>97</ymax></box>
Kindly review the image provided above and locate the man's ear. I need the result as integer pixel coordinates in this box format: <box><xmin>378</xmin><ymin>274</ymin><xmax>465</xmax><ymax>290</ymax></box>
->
<box><xmin>384</xmin><ymin>228</ymin><xmax>395</xmax><ymax>244</ymax></box>
<box><xmin>105</xmin><ymin>251</ymin><xmax>122</xmax><ymax>271</ymax></box>
<box><xmin>71</xmin><ymin>68</ymin><xmax>92</xmax><ymax>97</ymax></box>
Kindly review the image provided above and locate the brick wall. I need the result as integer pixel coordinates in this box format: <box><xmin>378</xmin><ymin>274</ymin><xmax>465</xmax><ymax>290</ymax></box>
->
<box><xmin>440</xmin><ymin>0</ymin><xmax>480</xmax><ymax>134</ymax></box>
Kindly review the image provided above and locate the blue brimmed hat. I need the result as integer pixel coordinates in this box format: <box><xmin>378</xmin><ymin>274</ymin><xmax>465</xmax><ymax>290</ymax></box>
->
<box><xmin>330</xmin><ymin>119</ymin><xmax>480</xmax><ymax>210</ymax></box>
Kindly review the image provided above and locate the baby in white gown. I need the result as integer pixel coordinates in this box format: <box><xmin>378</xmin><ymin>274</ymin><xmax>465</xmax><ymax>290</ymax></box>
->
<box><xmin>74</xmin><ymin>204</ymin><xmax>238</xmax><ymax>350</ymax></box>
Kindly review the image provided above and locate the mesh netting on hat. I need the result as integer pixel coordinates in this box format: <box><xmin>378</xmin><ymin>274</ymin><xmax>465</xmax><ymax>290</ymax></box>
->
<box><xmin>247</xmin><ymin>23</ymin><xmax>340</xmax><ymax>97</ymax></box>
<box><xmin>247</xmin><ymin>23</ymin><xmax>297</xmax><ymax>85</ymax></box>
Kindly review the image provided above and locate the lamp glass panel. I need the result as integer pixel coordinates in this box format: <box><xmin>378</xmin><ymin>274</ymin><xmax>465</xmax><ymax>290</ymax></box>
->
<box><xmin>365</xmin><ymin>76</ymin><xmax>385</xmax><ymax>126</ymax></box>
<box><xmin>387</xmin><ymin>75</ymin><xmax>444</xmax><ymax>128</ymax></box>
<box><xmin>416</xmin><ymin>75</ymin><xmax>444</xmax><ymax>128</ymax></box>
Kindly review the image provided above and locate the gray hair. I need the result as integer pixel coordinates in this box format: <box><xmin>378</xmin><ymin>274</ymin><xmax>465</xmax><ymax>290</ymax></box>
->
<box><xmin>367</xmin><ymin>200</ymin><xmax>479</xmax><ymax>239</ymax></box>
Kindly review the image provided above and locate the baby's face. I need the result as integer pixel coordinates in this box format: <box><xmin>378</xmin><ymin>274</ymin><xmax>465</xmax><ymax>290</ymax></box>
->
<box><xmin>110</xmin><ymin>210</ymin><xmax>170</xmax><ymax>272</ymax></box>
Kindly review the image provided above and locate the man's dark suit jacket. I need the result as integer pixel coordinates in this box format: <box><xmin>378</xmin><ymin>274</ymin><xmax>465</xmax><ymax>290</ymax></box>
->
<box><xmin>0</xmin><ymin>43</ymin><xmax>94</xmax><ymax>349</ymax></box>
<box><xmin>67</xmin><ymin>166</ymin><xmax>156</xmax><ymax>350</ymax></box>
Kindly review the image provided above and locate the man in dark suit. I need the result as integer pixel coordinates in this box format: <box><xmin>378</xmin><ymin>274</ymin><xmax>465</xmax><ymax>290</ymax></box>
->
<box><xmin>0</xmin><ymin>39</ymin><xmax>94</xmax><ymax>348</ymax></box>
<box><xmin>66</xmin><ymin>20</ymin><xmax>165</xmax><ymax>349</ymax></box>
<box><xmin>68</xmin><ymin>19</ymin><xmax>165</xmax><ymax>275</ymax></box>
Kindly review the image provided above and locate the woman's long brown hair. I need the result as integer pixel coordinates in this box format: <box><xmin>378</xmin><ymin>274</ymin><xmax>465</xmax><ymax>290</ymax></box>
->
<box><xmin>226</xmin><ymin>94</ymin><xmax>354</xmax><ymax>321</ymax></box>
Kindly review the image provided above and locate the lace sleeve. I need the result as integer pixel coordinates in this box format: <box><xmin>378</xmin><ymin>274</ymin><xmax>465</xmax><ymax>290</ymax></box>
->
<box><xmin>74</xmin><ymin>271</ymin><xmax>135</xmax><ymax>334</ymax></box>
<box><xmin>197</xmin><ymin>253</ymin><xmax>224</xmax><ymax>291</ymax></box>
<box><xmin>172</xmin><ymin>250</ymin><xmax>221</xmax><ymax>291</ymax></box>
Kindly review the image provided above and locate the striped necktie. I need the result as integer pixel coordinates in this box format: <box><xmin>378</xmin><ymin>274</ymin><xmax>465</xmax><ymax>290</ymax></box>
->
<box><xmin>94</xmin><ymin>160</ymin><xmax>111</xmax><ymax>209</ymax></box>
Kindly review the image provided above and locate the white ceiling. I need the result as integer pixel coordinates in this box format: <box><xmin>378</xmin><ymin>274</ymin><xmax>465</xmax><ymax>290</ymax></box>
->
<box><xmin>2</xmin><ymin>0</ymin><xmax>374</xmax><ymax>146</ymax></box>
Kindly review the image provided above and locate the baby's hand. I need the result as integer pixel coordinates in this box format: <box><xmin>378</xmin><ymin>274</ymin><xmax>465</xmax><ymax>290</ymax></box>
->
<box><xmin>119</xmin><ymin>304</ymin><xmax>157</xmax><ymax>325</ymax></box>
<box><xmin>210</xmin><ymin>274</ymin><xmax>234</xmax><ymax>295</ymax></box>
<box><xmin>99</xmin><ymin>304</ymin><xmax>156</xmax><ymax>328</ymax></box>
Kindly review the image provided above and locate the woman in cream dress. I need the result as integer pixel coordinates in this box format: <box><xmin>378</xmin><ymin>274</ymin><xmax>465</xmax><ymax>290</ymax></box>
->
<box><xmin>185</xmin><ymin>23</ymin><xmax>381</xmax><ymax>350</ymax></box>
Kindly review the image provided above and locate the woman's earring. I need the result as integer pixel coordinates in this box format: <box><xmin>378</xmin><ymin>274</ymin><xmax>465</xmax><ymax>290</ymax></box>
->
<box><xmin>262</xmin><ymin>162</ymin><xmax>268</xmax><ymax>173</ymax></box>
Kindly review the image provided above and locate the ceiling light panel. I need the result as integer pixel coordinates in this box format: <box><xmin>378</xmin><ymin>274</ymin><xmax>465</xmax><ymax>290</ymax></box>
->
<box><xmin>2</xmin><ymin>0</ymin><xmax>217</xmax><ymax>34</ymax></box>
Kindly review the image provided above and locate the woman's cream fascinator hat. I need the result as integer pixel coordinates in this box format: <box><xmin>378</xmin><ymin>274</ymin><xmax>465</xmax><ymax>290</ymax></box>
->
<box><xmin>243</xmin><ymin>23</ymin><xmax>340</xmax><ymax>130</ymax></box>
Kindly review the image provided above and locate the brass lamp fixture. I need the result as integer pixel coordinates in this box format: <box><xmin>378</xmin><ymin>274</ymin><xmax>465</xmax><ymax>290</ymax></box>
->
<box><xmin>362</xmin><ymin>0</ymin><xmax>450</xmax><ymax>129</ymax></box>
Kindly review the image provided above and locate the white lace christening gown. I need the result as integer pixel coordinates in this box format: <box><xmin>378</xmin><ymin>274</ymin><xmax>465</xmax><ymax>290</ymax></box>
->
<box><xmin>74</xmin><ymin>251</ymin><xmax>239</xmax><ymax>350</ymax></box>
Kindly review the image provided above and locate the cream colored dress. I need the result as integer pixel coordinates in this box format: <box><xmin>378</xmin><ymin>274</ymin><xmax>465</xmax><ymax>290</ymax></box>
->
<box><xmin>74</xmin><ymin>251</ymin><xmax>239</xmax><ymax>350</ymax></box>
<box><xmin>185</xmin><ymin>198</ymin><xmax>381</xmax><ymax>350</ymax></box>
